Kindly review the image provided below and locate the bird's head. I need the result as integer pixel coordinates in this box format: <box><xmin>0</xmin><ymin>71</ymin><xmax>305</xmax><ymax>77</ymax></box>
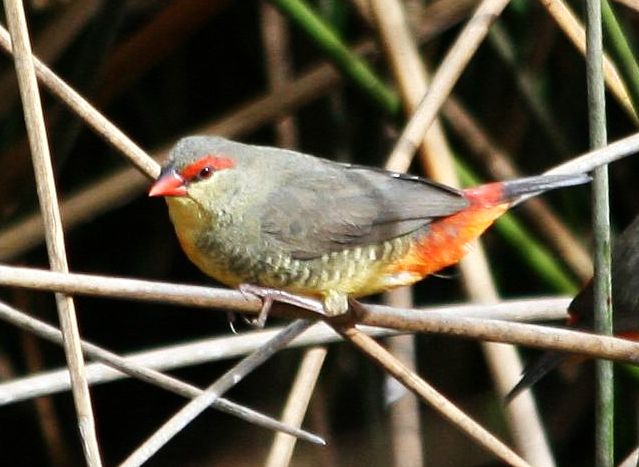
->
<box><xmin>149</xmin><ymin>136</ymin><xmax>249</xmax><ymax>210</ymax></box>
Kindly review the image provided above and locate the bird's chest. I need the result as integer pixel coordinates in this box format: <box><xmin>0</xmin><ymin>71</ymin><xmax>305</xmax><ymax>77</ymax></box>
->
<box><xmin>167</xmin><ymin>198</ymin><xmax>260</xmax><ymax>286</ymax></box>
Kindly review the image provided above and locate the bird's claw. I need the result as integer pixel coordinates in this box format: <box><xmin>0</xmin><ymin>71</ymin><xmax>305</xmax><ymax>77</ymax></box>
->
<box><xmin>238</xmin><ymin>284</ymin><xmax>274</xmax><ymax>328</ymax></box>
<box><xmin>226</xmin><ymin>312</ymin><xmax>240</xmax><ymax>334</ymax></box>
<box><xmin>238</xmin><ymin>284</ymin><xmax>326</xmax><ymax>328</ymax></box>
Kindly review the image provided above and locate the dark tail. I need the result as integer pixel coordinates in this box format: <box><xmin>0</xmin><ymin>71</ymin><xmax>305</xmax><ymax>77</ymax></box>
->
<box><xmin>501</xmin><ymin>174</ymin><xmax>591</xmax><ymax>201</ymax></box>
<box><xmin>506</xmin><ymin>351</ymin><xmax>567</xmax><ymax>403</ymax></box>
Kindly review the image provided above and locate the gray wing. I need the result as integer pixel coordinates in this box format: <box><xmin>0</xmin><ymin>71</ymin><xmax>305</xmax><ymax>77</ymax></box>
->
<box><xmin>258</xmin><ymin>162</ymin><xmax>469</xmax><ymax>259</ymax></box>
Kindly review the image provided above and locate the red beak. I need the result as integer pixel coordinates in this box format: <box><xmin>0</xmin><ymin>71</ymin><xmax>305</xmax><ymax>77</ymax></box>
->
<box><xmin>149</xmin><ymin>170</ymin><xmax>187</xmax><ymax>197</ymax></box>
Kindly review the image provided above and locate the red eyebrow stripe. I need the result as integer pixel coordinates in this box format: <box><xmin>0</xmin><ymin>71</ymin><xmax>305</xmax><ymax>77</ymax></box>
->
<box><xmin>180</xmin><ymin>155</ymin><xmax>235</xmax><ymax>180</ymax></box>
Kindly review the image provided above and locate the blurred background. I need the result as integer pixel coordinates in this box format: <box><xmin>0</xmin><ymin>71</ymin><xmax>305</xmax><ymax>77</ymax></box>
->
<box><xmin>0</xmin><ymin>0</ymin><xmax>638</xmax><ymax>465</ymax></box>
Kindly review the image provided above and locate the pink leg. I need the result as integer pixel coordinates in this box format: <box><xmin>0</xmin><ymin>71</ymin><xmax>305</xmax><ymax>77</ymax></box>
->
<box><xmin>239</xmin><ymin>284</ymin><xmax>326</xmax><ymax>328</ymax></box>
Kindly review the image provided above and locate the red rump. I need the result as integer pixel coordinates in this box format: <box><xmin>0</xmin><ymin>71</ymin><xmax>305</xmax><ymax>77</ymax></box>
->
<box><xmin>462</xmin><ymin>181</ymin><xmax>506</xmax><ymax>206</ymax></box>
<box><xmin>180</xmin><ymin>155</ymin><xmax>236</xmax><ymax>180</ymax></box>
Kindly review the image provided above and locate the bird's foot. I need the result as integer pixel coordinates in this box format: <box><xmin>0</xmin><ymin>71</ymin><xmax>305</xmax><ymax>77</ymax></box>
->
<box><xmin>238</xmin><ymin>284</ymin><xmax>325</xmax><ymax>328</ymax></box>
<box><xmin>226</xmin><ymin>311</ymin><xmax>240</xmax><ymax>334</ymax></box>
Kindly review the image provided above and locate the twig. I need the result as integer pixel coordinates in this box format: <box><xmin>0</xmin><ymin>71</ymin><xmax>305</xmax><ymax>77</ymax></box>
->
<box><xmin>0</xmin><ymin>263</ymin><xmax>264</xmax><ymax>312</ymax></box>
<box><xmin>586</xmin><ymin>1</ymin><xmax>614</xmax><ymax>465</ymax></box>
<box><xmin>514</xmin><ymin>129</ymin><xmax>639</xmax><ymax>205</ymax></box>
<box><xmin>0</xmin><ymin>297</ymin><xmax>570</xmax><ymax>404</ymax></box>
<box><xmin>354</xmin><ymin>304</ymin><xmax>639</xmax><ymax>363</ymax></box>
<box><xmin>387</xmin><ymin>0</ymin><xmax>511</xmax><ymax>170</ymax></box>
<box><xmin>20</xmin><ymin>331</ymin><xmax>71</xmax><ymax>467</ymax></box>
<box><xmin>119</xmin><ymin>319</ymin><xmax>314</xmax><ymax>467</ymax></box>
<box><xmin>260</xmin><ymin>1</ymin><xmax>298</xmax><ymax>149</ymax></box>
<box><xmin>613</xmin><ymin>0</ymin><xmax>639</xmax><ymax>11</ymax></box>
<box><xmin>3</xmin><ymin>264</ymin><xmax>639</xmax><ymax>363</ymax></box>
<box><xmin>384</xmin><ymin>288</ymin><xmax>423</xmax><ymax>467</ymax></box>
<box><xmin>260</xmin><ymin>5</ymin><xmax>318</xmax><ymax>465</ymax></box>
<box><xmin>265</xmin><ymin>346</ymin><xmax>327</xmax><ymax>467</ymax></box>
<box><xmin>368</xmin><ymin>0</ymin><xmax>437</xmax><ymax>462</ymax></box>
<box><xmin>550</xmin><ymin>133</ymin><xmax>638</xmax><ymax>176</ymax></box>
<box><xmin>2</xmin><ymin>1</ymin><xmax>101</xmax><ymax>465</ymax></box>
<box><xmin>0</xmin><ymin>263</ymin><xmax>567</xmax><ymax>320</ymax></box>
<box><xmin>538</xmin><ymin>0</ymin><xmax>637</xmax><ymax>121</ymax></box>
<box><xmin>617</xmin><ymin>445</ymin><xmax>639</xmax><ymax>467</ymax></box>
<box><xmin>369</xmin><ymin>0</ymin><xmax>456</xmax><ymax>178</ymax></box>
<box><xmin>0</xmin><ymin>299</ymin><xmax>324</xmax><ymax>444</ymax></box>
<box><xmin>371</xmin><ymin>0</ymin><xmax>553</xmax><ymax>462</ymax></box>
<box><xmin>335</xmin><ymin>323</ymin><xmax>530</xmax><ymax>467</ymax></box>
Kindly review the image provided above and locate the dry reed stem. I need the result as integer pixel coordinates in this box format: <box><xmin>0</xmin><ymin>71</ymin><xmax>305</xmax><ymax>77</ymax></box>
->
<box><xmin>3</xmin><ymin>264</ymin><xmax>639</xmax><ymax>365</ymax></box>
<box><xmin>618</xmin><ymin>446</ymin><xmax>639</xmax><ymax>467</ymax></box>
<box><xmin>2</xmin><ymin>1</ymin><xmax>101</xmax><ymax>464</ymax></box>
<box><xmin>21</xmin><ymin>331</ymin><xmax>71</xmax><ymax>467</ymax></box>
<box><xmin>260</xmin><ymin>1</ymin><xmax>298</xmax><ymax>149</ymax></box>
<box><xmin>119</xmin><ymin>320</ymin><xmax>314</xmax><ymax>467</ymax></box>
<box><xmin>370</xmin><ymin>0</ymin><xmax>457</xmax><ymax>181</ymax></box>
<box><xmin>355</xmin><ymin>305</ymin><xmax>639</xmax><ymax>362</ymax></box>
<box><xmin>265</xmin><ymin>346</ymin><xmax>327</xmax><ymax>467</ymax></box>
<box><xmin>366</xmin><ymin>4</ymin><xmax>427</xmax><ymax>459</ymax></box>
<box><xmin>335</xmin><ymin>323</ymin><xmax>530</xmax><ymax>467</ymax></box>
<box><xmin>614</xmin><ymin>0</ymin><xmax>639</xmax><ymax>12</ymax></box>
<box><xmin>384</xmin><ymin>288</ymin><xmax>423</xmax><ymax>467</ymax></box>
<box><xmin>0</xmin><ymin>300</ymin><xmax>323</xmax><ymax>444</ymax></box>
<box><xmin>371</xmin><ymin>0</ymin><xmax>553</xmax><ymax>463</ymax></box>
<box><xmin>0</xmin><ymin>263</ymin><xmax>566</xmax><ymax>319</ymax></box>
<box><xmin>387</xmin><ymin>0</ymin><xmax>511</xmax><ymax>170</ymax></box>
<box><xmin>0</xmin><ymin>297</ymin><xmax>570</xmax><ymax>404</ymax></box>
<box><xmin>259</xmin><ymin>5</ymin><xmax>316</xmax><ymax>465</ymax></box>
<box><xmin>538</xmin><ymin>0</ymin><xmax>636</xmax><ymax>121</ymax></box>
<box><xmin>0</xmin><ymin>313</ymin><xmax>393</xmax><ymax>405</ymax></box>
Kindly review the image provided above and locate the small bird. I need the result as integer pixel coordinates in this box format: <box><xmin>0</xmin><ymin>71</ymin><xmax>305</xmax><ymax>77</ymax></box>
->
<box><xmin>149</xmin><ymin>136</ymin><xmax>589</xmax><ymax>318</ymax></box>
<box><xmin>508</xmin><ymin>214</ymin><xmax>639</xmax><ymax>401</ymax></box>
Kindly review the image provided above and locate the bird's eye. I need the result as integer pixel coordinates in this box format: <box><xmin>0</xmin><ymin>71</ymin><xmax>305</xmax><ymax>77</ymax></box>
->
<box><xmin>198</xmin><ymin>166</ymin><xmax>213</xmax><ymax>179</ymax></box>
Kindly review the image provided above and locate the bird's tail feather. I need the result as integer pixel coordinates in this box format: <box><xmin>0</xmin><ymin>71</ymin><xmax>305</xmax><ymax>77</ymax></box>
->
<box><xmin>501</xmin><ymin>174</ymin><xmax>591</xmax><ymax>201</ymax></box>
<box><xmin>506</xmin><ymin>351</ymin><xmax>567</xmax><ymax>403</ymax></box>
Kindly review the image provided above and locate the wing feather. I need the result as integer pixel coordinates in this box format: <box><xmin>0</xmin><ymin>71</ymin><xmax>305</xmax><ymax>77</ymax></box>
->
<box><xmin>258</xmin><ymin>162</ymin><xmax>468</xmax><ymax>259</ymax></box>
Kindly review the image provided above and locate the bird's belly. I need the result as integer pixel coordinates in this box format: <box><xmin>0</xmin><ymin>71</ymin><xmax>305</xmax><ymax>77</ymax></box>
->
<box><xmin>188</xmin><ymin>230</ymin><xmax>419</xmax><ymax>298</ymax></box>
<box><xmin>276</xmin><ymin>236</ymin><xmax>419</xmax><ymax>298</ymax></box>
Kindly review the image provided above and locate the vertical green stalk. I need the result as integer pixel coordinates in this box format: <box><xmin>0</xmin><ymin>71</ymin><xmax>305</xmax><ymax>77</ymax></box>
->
<box><xmin>586</xmin><ymin>1</ymin><xmax>614</xmax><ymax>467</ymax></box>
<box><xmin>269</xmin><ymin>0</ymin><xmax>400</xmax><ymax>114</ymax></box>
<box><xmin>602</xmin><ymin>0</ymin><xmax>639</xmax><ymax>119</ymax></box>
